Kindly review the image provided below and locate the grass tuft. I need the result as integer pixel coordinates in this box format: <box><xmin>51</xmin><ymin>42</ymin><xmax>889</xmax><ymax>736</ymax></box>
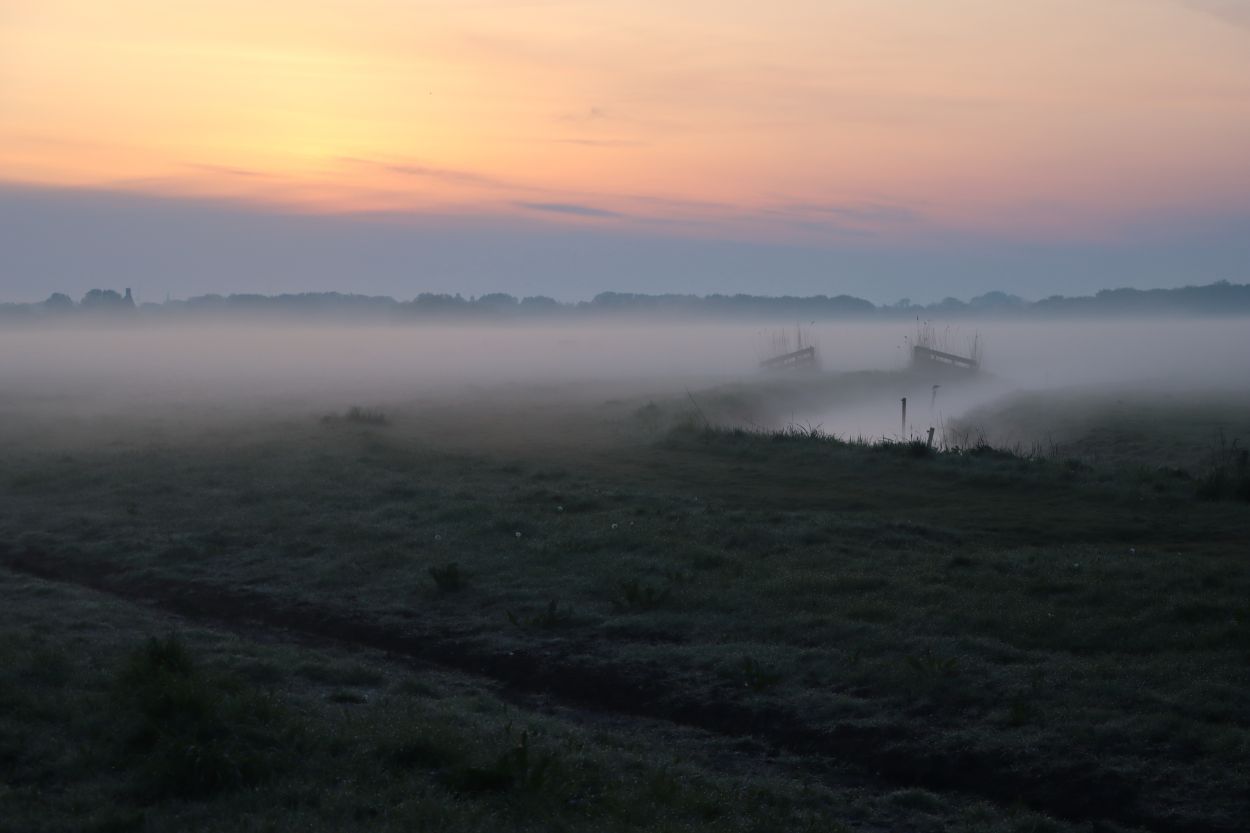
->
<box><xmin>322</xmin><ymin>406</ymin><xmax>389</xmax><ymax>426</ymax></box>
<box><xmin>1194</xmin><ymin>436</ymin><xmax>1250</xmax><ymax>502</ymax></box>
<box><xmin>611</xmin><ymin>578</ymin><xmax>672</xmax><ymax>613</ymax></box>
<box><xmin>112</xmin><ymin>635</ymin><xmax>289</xmax><ymax>800</ymax></box>
<box><xmin>737</xmin><ymin>656</ymin><xmax>783</xmax><ymax>692</ymax></box>
<box><xmin>507</xmin><ymin>600</ymin><xmax>575</xmax><ymax>629</ymax></box>
<box><xmin>428</xmin><ymin>562</ymin><xmax>467</xmax><ymax>593</ymax></box>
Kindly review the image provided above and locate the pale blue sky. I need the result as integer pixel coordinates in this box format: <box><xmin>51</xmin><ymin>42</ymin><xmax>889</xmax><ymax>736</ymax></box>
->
<box><xmin>2</xmin><ymin>183</ymin><xmax>1247</xmax><ymax>305</ymax></box>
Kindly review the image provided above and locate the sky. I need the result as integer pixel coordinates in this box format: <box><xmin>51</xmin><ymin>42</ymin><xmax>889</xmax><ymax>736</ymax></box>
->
<box><xmin>2</xmin><ymin>0</ymin><xmax>1249</xmax><ymax>303</ymax></box>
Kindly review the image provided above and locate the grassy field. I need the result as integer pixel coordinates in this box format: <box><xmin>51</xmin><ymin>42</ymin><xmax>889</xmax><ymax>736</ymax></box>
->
<box><xmin>955</xmin><ymin>388</ymin><xmax>1250</xmax><ymax>470</ymax></box>
<box><xmin>1</xmin><ymin>375</ymin><xmax>1248</xmax><ymax>832</ymax></box>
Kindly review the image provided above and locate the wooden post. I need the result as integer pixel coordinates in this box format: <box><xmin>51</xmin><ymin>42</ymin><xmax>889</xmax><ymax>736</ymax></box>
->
<box><xmin>926</xmin><ymin>426</ymin><xmax>935</xmax><ymax>450</ymax></box>
<box><xmin>900</xmin><ymin>397</ymin><xmax>907</xmax><ymax>439</ymax></box>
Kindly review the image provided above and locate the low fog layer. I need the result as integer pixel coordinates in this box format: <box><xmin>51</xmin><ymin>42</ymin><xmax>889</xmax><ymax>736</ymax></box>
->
<box><xmin>1</xmin><ymin>318</ymin><xmax>1248</xmax><ymax>448</ymax></box>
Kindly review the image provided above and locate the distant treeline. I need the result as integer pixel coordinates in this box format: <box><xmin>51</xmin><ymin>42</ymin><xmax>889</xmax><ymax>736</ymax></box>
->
<box><xmin>4</xmin><ymin>281</ymin><xmax>1250</xmax><ymax>323</ymax></box>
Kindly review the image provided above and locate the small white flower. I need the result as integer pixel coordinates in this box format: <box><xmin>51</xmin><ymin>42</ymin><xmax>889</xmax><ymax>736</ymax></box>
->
<box><xmin>611</xmin><ymin>523</ymin><xmax>618</xmax><ymax>529</ymax></box>
<box><xmin>515</xmin><ymin>531</ymin><xmax>522</xmax><ymax>539</ymax></box>
<box><xmin>557</xmin><ymin>505</ymin><xmax>564</xmax><ymax>512</ymax></box>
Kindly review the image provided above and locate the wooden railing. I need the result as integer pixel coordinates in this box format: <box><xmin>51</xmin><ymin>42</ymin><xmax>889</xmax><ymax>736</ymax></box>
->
<box><xmin>760</xmin><ymin>346</ymin><xmax>817</xmax><ymax>370</ymax></box>
<box><xmin>912</xmin><ymin>345</ymin><xmax>978</xmax><ymax>371</ymax></box>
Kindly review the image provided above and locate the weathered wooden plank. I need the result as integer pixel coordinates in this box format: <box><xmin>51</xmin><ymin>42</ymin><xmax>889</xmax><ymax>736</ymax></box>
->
<box><xmin>760</xmin><ymin>346</ymin><xmax>817</xmax><ymax>369</ymax></box>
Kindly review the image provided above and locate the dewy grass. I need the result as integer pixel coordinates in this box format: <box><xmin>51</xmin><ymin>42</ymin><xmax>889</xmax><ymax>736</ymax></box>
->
<box><xmin>1</xmin><ymin>389</ymin><xmax>1248</xmax><ymax>832</ymax></box>
<box><xmin>113</xmin><ymin>635</ymin><xmax>290</xmax><ymax>800</ymax></box>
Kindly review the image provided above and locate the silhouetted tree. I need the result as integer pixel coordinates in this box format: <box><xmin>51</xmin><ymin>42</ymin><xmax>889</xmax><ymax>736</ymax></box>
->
<box><xmin>80</xmin><ymin>288</ymin><xmax>136</xmax><ymax>311</ymax></box>
<box><xmin>43</xmin><ymin>293</ymin><xmax>75</xmax><ymax>312</ymax></box>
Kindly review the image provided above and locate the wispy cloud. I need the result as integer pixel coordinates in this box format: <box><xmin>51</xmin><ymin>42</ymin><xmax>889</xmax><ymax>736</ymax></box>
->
<box><xmin>374</xmin><ymin>161</ymin><xmax>514</xmax><ymax>190</ymax></box>
<box><xmin>170</xmin><ymin>157</ymin><xmax>928</xmax><ymax>241</ymax></box>
<box><xmin>779</xmin><ymin>202</ymin><xmax>922</xmax><ymax>225</ymax></box>
<box><xmin>554</xmin><ymin>106</ymin><xmax>611</xmax><ymax>123</ymax></box>
<box><xmin>516</xmin><ymin>201</ymin><xmax>623</xmax><ymax>218</ymax></box>
<box><xmin>1176</xmin><ymin>0</ymin><xmax>1250</xmax><ymax>30</ymax></box>
<box><xmin>551</xmin><ymin>138</ymin><xmax>647</xmax><ymax>148</ymax></box>
<box><xmin>186</xmin><ymin>163</ymin><xmax>268</xmax><ymax>178</ymax></box>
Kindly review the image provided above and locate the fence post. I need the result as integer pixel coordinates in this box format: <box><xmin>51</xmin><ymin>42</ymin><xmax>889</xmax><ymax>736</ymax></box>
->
<box><xmin>900</xmin><ymin>397</ymin><xmax>907</xmax><ymax>439</ymax></box>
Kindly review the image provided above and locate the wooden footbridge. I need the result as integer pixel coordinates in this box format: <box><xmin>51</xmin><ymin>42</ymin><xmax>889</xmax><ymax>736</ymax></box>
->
<box><xmin>912</xmin><ymin>345</ymin><xmax>978</xmax><ymax>373</ymax></box>
<box><xmin>760</xmin><ymin>346</ymin><xmax>817</xmax><ymax>371</ymax></box>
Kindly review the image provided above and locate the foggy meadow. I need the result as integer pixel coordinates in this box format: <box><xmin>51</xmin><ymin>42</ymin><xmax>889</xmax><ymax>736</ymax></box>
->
<box><xmin>4</xmin><ymin>315</ymin><xmax>1249</xmax><ymax>456</ymax></box>
<box><xmin>2</xmin><ymin>311</ymin><xmax>1248</xmax><ymax>832</ymax></box>
<box><xmin>5</xmin><ymin>315</ymin><xmax>1249</xmax><ymax>411</ymax></box>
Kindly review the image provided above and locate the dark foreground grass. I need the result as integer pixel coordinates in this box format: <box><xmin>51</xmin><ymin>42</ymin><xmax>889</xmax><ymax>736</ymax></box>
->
<box><xmin>1</xmin><ymin>395</ymin><xmax>1248</xmax><ymax>832</ymax></box>
<box><xmin>0</xmin><ymin>570</ymin><xmax>1055</xmax><ymax>833</ymax></box>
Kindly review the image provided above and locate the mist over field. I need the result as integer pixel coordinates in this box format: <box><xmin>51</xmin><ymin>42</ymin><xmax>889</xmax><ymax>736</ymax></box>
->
<box><xmin>2</xmin><ymin>315</ymin><xmax>1248</xmax><ymax>453</ymax></box>
<box><xmin>4</xmin><ymin>306</ymin><xmax>1250</xmax><ymax>833</ymax></box>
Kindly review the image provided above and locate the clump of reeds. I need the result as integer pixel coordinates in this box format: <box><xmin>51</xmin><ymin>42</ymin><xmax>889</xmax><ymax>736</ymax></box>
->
<box><xmin>1195</xmin><ymin>434</ymin><xmax>1250</xmax><ymax>502</ymax></box>
<box><xmin>906</xmin><ymin>320</ymin><xmax>984</xmax><ymax>366</ymax></box>
<box><xmin>322</xmin><ymin>406</ymin><xmax>389</xmax><ymax>426</ymax></box>
<box><xmin>756</xmin><ymin>323</ymin><xmax>820</xmax><ymax>368</ymax></box>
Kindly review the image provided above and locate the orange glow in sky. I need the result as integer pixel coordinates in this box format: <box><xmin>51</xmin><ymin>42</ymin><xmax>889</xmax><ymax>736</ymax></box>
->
<box><xmin>3</xmin><ymin>0</ymin><xmax>1250</xmax><ymax>243</ymax></box>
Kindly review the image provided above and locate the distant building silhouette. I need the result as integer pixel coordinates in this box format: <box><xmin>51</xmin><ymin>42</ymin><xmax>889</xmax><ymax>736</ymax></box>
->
<box><xmin>80</xmin><ymin>288</ymin><xmax>137</xmax><ymax>313</ymax></box>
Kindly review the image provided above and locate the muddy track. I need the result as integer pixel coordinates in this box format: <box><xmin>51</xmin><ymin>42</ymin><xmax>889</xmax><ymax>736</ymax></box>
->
<box><xmin>0</xmin><ymin>544</ymin><xmax>1228</xmax><ymax>833</ymax></box>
